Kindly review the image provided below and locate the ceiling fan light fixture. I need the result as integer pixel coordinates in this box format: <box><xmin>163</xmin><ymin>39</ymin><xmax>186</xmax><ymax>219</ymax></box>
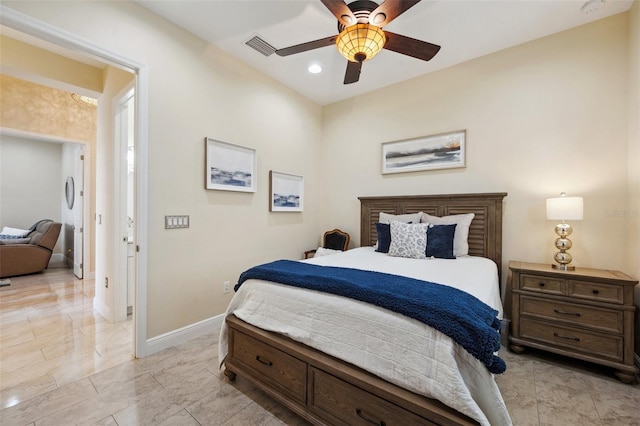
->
<box><xmin>71</xmin><ymin>93</ymin><xmax>98</xmax><ymax>106</ymax></box>
<box><xmin>336</xmin><ymin>23</ymin><xmax>386</xmax><ymax>63</ymax></box>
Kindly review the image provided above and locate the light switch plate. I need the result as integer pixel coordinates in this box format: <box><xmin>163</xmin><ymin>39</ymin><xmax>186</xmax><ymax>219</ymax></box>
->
<box><xmin>165</xmin><ymin>215</ymin><xmax>189</xmax><ymax>229</ymax></box>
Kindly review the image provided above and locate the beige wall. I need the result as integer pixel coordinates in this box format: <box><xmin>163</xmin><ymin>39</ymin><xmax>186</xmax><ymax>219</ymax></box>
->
<box><xmin>2</xmin><ymin>0</ymin><xmax>323</xmax><ymax>337</ymax></box>
<box><xmin>627</xmin><ymin>1</ymin><xmax>640</xmax><ymax>357</ymax></box>
<box><xmin>322</xmin><ymin>14</ymin><xmax>630</xmax><ymax>284</ymax></box>
<box><xmin>0</xmin><ymin>35</ymin><xmax>103</xmax><ymax>96</ymax></box>
<box><xmin>0</xmin><ymin>135</ymin><xmax>64</xmax><ymax>256</ymax></box>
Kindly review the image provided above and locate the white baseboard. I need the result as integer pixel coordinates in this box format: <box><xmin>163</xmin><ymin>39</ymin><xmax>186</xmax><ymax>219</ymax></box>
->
<box><xmin>93</xmin><ymin>298</ymin><xmax>111</xmax><ymax>322</ymax></box>
<box><xmin>50</xmin><ymin>253</ymin><xmax>65</xmax><ymax>263</ymax></box>
<box><xmin>145</xmin><ymin>314</ymin><xmax>224</xmax><ymax>356</ymax></box>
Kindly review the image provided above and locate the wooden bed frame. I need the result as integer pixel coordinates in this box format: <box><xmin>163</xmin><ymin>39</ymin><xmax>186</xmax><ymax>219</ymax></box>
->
<box><xmin>224</xmin><ymin>192</ymin><xmax>507</xmax><ymax>426</ymax></box>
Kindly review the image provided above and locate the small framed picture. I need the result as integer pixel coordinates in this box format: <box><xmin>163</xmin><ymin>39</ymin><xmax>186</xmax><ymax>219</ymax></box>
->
<box><xmin>205</xmin><ymin>137</ymin><xmax>257</xmax><ymax>192</ymax></box>
<box><xmin>269</xmin><ymin>171</ymin><xmax>303</xmax><ymax>212</ymax></box>
<box><xmin>381</xmin><ymin>130</ymin><xmax>466</xmax><ymax>174</ymax></box>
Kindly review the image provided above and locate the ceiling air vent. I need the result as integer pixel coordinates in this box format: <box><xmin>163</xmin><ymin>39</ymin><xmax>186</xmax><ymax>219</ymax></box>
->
<box><xmin>245</xmin><ymin>35</ymin><xmax>276</xmax><ymax>57</ymax></box>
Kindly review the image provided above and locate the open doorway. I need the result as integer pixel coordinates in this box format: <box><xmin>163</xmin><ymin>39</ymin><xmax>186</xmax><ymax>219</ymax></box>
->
<box><xmin>1</xmin><ymin>6</ymin><xmax>150</xmax><ymax>357</ymax></box>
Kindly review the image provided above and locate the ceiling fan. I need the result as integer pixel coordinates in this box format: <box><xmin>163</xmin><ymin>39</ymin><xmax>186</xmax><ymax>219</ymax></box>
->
<box><xmin>275</xmin><ymin>0</ymin><xmax>441</xmax><ymax>84</ymax></box>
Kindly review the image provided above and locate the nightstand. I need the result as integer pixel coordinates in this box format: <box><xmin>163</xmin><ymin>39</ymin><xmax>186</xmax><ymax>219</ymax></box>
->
<box><xmin>508</xmin><ymin>261</ymin><xmax>639</xmax><ymax>383</ymax></box>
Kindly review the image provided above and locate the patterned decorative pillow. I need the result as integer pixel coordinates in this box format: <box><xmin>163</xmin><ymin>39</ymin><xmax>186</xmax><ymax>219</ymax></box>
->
<box><xmin>421</xmin><ymin>213</ymin><xmax>474</xmax><ymax>256</ymax></box>
<box><xmin>0</xmin><ymin>237</ymin><xmax>31</xmax><ymax>244</ymax></box>
<box><xmin>388</xmin><ymin>222</ymin><xmax>429</xmax><ymax>259</ymax></box>
<box><xmin>375</xmin><ymin>212</ymin><xmax>422</xmax><ymax>250</ymax></box>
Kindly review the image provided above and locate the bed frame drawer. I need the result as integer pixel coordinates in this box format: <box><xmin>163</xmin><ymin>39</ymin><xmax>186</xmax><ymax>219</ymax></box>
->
<box><xmin>230</xmin><ymin>328</ymin><xmax>307</xmax><ymax>404</ymax></box>
<box><xmin>308</xmin><ymin>367</ymin><xmax>437</xmax><ymax>426</ymax></box>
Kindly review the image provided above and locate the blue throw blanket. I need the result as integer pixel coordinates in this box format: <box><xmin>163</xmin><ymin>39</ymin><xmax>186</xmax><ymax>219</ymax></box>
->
<box><xmin>236</xmin><ymin>260</ymin><xmax>506</xmax><ymax>374</ymax></box>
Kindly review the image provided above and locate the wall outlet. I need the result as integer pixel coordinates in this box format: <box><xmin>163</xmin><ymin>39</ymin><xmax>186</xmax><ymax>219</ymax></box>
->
<box><xmin>223</xmin><ymin>281</ymin><xmax>230</xmax><ymax>293</ymax></box>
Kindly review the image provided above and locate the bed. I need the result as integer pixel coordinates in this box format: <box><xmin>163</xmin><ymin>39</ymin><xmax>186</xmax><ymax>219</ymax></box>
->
<box><xmin>219</xmin><ymin>193</ymin><xmax>510</xmax><ymax>426</ymax></box>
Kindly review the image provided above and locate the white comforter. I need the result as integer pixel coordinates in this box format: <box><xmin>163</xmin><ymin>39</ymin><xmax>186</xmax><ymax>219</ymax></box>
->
<box><xmin>218</xmin><ymin>247</ymin><xmax>512</xmax><ymax>426</ymax></box>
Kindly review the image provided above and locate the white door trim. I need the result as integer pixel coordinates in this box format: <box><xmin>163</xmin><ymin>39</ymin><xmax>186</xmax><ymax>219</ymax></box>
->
<box><xmin>0</xmin><ymin>5</ymin><xmax>150</xmax><ymax>357</ymax></box>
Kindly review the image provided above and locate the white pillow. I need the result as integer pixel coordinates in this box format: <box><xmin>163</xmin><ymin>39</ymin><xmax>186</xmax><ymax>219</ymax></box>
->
<box><xmin>313</xmin><ymin>247</ymin><xmax>342</xmax><ymax>257</ymax></box>
<box><xmin>0</xmin><ymin>226</ymin><xmax>30</xmax><ymax>237</ymax></box>
<box><xmin>388</xmin><ymin>221</ymin><xmax>429</xmax><ymax>259</ymax></box>
<box><xmin>379</xmin><ymin>211</ymin><xmax>423</xmax><ymax>224</ymax></box>
<box><xmin>421</xmin><ymin>213</ymin><xmax>474</xmax><ymax>257</ymax></box>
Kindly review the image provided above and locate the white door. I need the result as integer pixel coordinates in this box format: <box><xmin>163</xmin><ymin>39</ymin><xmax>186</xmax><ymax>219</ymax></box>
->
<box><xmin>73</xmin><ymin>146</ymin><xmax>84</xmax><ymax>279</ymax></box>
<box><xmin>113</xmin><ymin>85</ymin><xmax>135</xmax><ymax>322</ymax></box>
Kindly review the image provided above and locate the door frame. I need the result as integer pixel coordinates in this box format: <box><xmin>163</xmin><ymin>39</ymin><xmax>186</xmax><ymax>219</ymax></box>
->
<box><xmin>73</xmin><ymin>144</ymin><xmax>85</xmax><ymax>279</ymax></box>
<box><xmin>0</xmin><ymin>6</ymin><xmax>151</xmax><ymax>357</ymax></box>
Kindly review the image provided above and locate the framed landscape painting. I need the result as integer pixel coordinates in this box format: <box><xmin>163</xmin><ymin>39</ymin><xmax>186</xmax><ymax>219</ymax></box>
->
<box><xmin>205</xmin><ymin>137</ymin><xmax>257</xmax><ymax>192</ymax></box>
<box><xmin>381</xmin><ymin>130</ymin><xmax>466</xmax><ymax>174</ymax></box>
<box><xmin>269</xmin><ymin>171</ymin><xmax>303</xmax><ymax>212</ymax></box>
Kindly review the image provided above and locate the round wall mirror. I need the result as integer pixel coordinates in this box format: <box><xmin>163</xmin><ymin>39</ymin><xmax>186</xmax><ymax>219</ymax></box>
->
<box><xmin>65</xmin><ymin>176</ymin><xmax>75</xmax><ymax>209</ymax></box>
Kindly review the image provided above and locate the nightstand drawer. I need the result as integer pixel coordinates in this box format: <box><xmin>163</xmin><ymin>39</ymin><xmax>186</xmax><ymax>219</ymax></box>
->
<box><xmin>232</xmin><ymin>330</ymin><xmax>307</xmax><ymax>404</ymax></box>
<box><xmin>521</xmin><ymin>274</ymin><xmax>565</xmax><ymax>295</ymax></box>
<box><xmin>569</xmin><ymin>280</ymin><xmax>624</xmax><ymax>304</ymax></box>
<box><xmin>520</xmin><ymin>318</ymin><xmax>623</xmax><ymax>362</ymax></box>
<box><xmin>520</xmin><ymin>296</ymin><xmax>623</xmax><ymax>334</ymax></box>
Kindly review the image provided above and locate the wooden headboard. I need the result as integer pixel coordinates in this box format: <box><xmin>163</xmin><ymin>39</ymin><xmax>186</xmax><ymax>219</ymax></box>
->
<box><xmin>359</xmin><ymin>193</ymin><xmax>507</xmax><ymax>276</ymax></box>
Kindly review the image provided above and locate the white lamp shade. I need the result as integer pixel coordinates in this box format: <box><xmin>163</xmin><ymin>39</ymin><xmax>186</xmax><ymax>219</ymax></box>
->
<box><xmin>546</xmin><ymin>196</ymin><xmax>583</xmax><ymax>220</ymax></box>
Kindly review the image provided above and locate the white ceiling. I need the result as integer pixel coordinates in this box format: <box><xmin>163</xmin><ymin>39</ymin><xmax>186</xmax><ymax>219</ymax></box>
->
<box><xmin>136</xmin><ymin>0</ymin><xmax>633</xmax><ymax>105</ymax></box>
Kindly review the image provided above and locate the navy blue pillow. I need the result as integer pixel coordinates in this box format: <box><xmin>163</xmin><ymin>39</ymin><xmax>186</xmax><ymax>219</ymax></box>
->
<box><xmin>426</xmin><ymin>224</ymin><xmax>456</xmax><ymax>259</ymax></box>
<box><xmin>375</xmin><ymin>223</ymin><xmax>392</xmax><ymax>253</ymax></box>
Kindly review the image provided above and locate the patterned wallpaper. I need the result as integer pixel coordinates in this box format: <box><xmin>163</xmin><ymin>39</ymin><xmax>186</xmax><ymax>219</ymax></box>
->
<box><xmin>0</xmin><ymin>74</ymin><xmax>97</xmax><ymax>143</ymax></box>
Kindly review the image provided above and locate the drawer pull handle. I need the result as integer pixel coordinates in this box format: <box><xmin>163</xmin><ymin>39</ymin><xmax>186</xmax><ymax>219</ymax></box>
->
<box><xmin>553</xmin><ymin>309</ymin><xmax>581</xmax><ymax>317</ymax></box>
<box><xmin>355</xmin><ymin>408</ymin><xmax>386</xmax><ymax>426</ymax></box>
<box><xmin>255</xmin><ymin>355</ymin><xmax>273</xmax><ymax>367</ymax></box>
<box><xmin>538</xmin><ymin>282</ymin><xmax>545</xmax><ymax>287</ymax></box>
<box><xmin>553</xmin><ymin>332</ymin><xmax>580</xmax><ymax>342</ymax></box>
<box><xmin>592</xmin><ymin>289</ymin><xmax>599</xmax><ymax>295</ymax></box>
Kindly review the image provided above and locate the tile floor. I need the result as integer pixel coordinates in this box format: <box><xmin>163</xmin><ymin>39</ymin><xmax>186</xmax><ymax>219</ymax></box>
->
<box><xmin>1</xmin><ymin>266</ymin><xmax>639</xmax><ymax>425</ymax></box>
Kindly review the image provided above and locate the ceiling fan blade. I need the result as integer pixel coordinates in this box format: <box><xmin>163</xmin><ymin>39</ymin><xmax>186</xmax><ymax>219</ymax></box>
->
<box><xmin>369</xmin><ymin>0</ymin><xmax>421</xmax><ymax>27</ymax></box>
<box><xmin>320</xmin><ymin>0</ymin><xmax>356</xmax><ymax>26</ymax></box>
<box><xmin>383</xmin><ymin>31</ymin><xmax>441</xmax><ymax>61</ymax></box>
<box><xmin>275</xmin><ymin>35</ymin><xmax>338</xmax><ymax>56</ymax></box>
<box><xmin>344</xmin><ymin>60</ymin><xmax>362</xmax><ymax>84</ymax></box>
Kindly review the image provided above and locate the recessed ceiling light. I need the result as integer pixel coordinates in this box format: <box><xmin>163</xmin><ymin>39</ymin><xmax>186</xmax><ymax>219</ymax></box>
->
<box><xmin>308</xmin><ymin>64</ymin><xmax>322</xmax><ymax>74</ymax></box>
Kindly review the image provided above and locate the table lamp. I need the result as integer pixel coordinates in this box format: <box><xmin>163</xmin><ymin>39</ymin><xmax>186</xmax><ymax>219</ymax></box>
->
<box><xmin>546</xmin><ymin>192</ymin><xmax>583</xmax><ymax>270</ymax></box>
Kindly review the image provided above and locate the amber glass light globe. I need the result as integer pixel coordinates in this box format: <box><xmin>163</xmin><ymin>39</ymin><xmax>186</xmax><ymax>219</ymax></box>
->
<box><xmin>336</xmin><ymin>23</ymin><xmax>386</xmax><ymax>63</ymax></box>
